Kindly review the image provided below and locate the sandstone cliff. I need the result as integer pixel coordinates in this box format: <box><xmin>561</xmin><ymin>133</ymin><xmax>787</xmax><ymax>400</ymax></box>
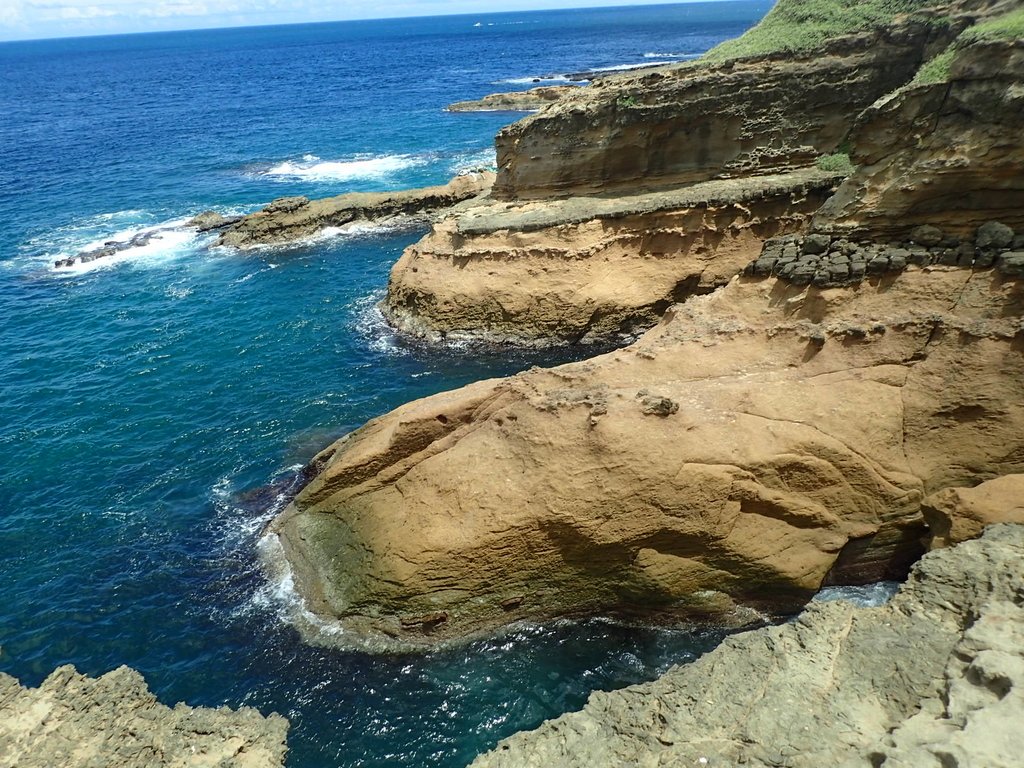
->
<box><xmin>384</xmin><ymin>169</ymin><xmax>841</xmax><ymax>344</ymax></box>
<box><xmin>814</xmin><ymin>34</ymin><xmax>1024</xmax><ymax>239</ymax></box>
<box><xmin>470</xmin><ymin>524</ymin><xmax>1024</xmax><ymax>768</ymax></box>
<box><xmin>270</xmin><ymin>264</ymin><xmax>1024</xmax><ymax>647</ymax></box>
<box><xmin>0</xmin><ymin>665</ymin><xmax>288</xmax><ymax>767</ymax></box>
<box><xmin>384</xmin><ymin>1</ymin><xmax>1018</xmax><ymax>346</ymax></box>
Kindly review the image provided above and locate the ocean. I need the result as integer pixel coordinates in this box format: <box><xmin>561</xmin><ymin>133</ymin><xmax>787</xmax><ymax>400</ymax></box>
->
<box><xmin>0</xmin><ymin>3</ymin><xmax>772</xmax><ymax>765</ymax></box>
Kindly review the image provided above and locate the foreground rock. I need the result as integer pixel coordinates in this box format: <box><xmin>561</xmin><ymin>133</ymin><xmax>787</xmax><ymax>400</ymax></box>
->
<box><xmin>447</xmin><ymin>86</ymin><xmax>574</xmax><ymax>112</ymax></box>
<box><xmin>270</xmin><ymin>266</ymin><xmax>1024</xmax><ymax>647</ymax></box>
<box><xmin>384</xmin><ymin>169</ymin><xmax>842</xmax><ymax>344</ymax></box>
<box><xmin>217</xmin><ymin>172</ymin><xmax>494</xmax><ymax>249</ymax></box>
<box><xmin>0</xmin><ymin>665</ymin><xmax>288</xmax><ymax>767</ymax></box>
<box><xmin>471</xmin><ymin>524</ymin><xmax>1024</xmax><ymax>767</ymax></box>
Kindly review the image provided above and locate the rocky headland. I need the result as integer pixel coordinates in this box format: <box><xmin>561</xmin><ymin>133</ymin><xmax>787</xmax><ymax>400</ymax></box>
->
<box><xmin>0</xmin><ymin>665</ymin><xmax>288</xmax><ymax>767</ymax></box>
<box><xmin>266</xmin><ymin>0</ymin><xmax>1024</xmax><ymax>650</ymax></box>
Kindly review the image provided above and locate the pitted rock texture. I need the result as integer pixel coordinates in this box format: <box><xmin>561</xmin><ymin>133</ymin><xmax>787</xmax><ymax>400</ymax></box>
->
<box><xmin>384</xmin><ymin>169</ymin><xmax>840</xmax><ymax>345</ymax></box>
<box><xmin>814</xmin><ymin>38</ymin><xmax>1024</xmax><ymax>239</ymax></box>
<box><xmin>271</xmin><ymin>269</ymin><xmax>1024</xmax><ymax>646</ymax></box>
<box><xmin>470</xmin><ymin>525</ymin><xmax>1024</xmax><ymax>768</ymax></box>
<box><xmin>743</xmin><ymin>222</ymin><xmax>1024</xmax><ymax>287</ymax></box>
<box><xmin>0</xmin><ymin>665</ymin><xmax>288</xmax><ymax>768</ymax></box>
<box><xmin>217</xmin><ymin>172</ymin><xmax>493</xmax><ymax>249</ymax></box>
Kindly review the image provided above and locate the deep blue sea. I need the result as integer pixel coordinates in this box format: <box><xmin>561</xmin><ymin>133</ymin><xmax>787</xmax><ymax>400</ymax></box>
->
<box><xmin>0</xmin><ymin>3</ymin><xmax>771</xmax><ymax>765</ymax></box>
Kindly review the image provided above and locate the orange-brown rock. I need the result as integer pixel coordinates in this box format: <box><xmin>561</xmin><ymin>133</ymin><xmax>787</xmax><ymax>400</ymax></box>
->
<box><xmin>384</xmin><ymin>169</ymin><xmax>841</xmax><ymax>344</ymax></box>
<box><xmin>269</xmin><ymin>268</ymin><xmax>1024</xmax><ymax>647</ymax></box>
<box><xmin>923</xmin><ymin>474</ymin><xmax>1024</xmax><ymax>548</ymax></box>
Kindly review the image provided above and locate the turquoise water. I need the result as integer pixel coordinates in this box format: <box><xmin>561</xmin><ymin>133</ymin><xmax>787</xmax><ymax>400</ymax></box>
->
<box><xmin>0</xmin><ymin>3</ymin><xmax>771</xmax><ymax>765</ymax></box>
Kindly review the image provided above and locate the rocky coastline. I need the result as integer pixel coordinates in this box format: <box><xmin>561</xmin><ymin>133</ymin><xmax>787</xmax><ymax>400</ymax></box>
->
<box><xmin>0</xmin><ymin>665</ymin><xmax>288</xmax><ymax>767</ymax></box>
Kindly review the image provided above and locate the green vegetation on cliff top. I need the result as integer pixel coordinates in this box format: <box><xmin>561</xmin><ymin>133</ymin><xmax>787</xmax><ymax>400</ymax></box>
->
<box><xmin>912</xmin><ymin>7</ymin><xmax>1024</xmax><ymax>84</ymax></box>
<box><xmin>703</xmin><ymin>0</ymin><xmax>935</xmax><ymax>61</ymax></box>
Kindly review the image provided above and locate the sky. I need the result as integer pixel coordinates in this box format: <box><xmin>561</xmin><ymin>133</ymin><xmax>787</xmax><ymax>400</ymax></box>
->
<box><xmin>0</xmin><ymin>0</ymin><xmax>727</xmax><ymax>42</ymax></box>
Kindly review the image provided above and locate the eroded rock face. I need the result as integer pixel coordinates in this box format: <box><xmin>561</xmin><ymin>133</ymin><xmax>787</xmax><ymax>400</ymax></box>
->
<box><xmin>383</xmin><ymin>169</ymin><xmax>841</xmax><ymax>344</ymax></box>
<box><xmin>492</xmin><ymin>22</ymin><xmax>955</xmax><ymax>201</ymax></box>
<box><xmin>924</xmin><ymin>474</ymin><xmax>1024</xmax><ymax>548</ymax></box>
<box><xmin>814</xmin><ymin>39</ymin><xmax>1024</xmax><ymax>239</ymax></box>
<box><xmin>470</xmin><ymin>524</ymin><xmax>1024</xmax><ymax>768</ymax></box>
<box><xmin>0</xmin><ymin>665</ymin><xmax>288</xmax><ymax>768</ymax></box>
<box><xmin>270</xmin><ymin>268</ymin><xmax>1024</xmax><ymax>647</ymax></box>
<box><xmin>217</xmin><ymin>172</ymin><xmax>494</xmax><ymax>249</ymax></box>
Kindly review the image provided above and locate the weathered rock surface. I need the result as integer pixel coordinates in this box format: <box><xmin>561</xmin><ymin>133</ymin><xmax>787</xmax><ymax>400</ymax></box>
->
<box><xmin>814</xmin><ymin>38</ymin><xmax>1024</xmax><ymax>239</ymax></box>
<box><xmin>187</xmin><ymin>210</ymin><xmax>242</xmax><ymax>232</ymax></box>
<box><xmin>384</xmin><ymin>169</ymin><xmax>841</xmax><ymax>344</ymax></box>
<box><xmin>447</xmin><ymin>86</ymin><xmax>575</xmax><ymax>113</ymax></box>
<box><xmin>924</xmin><ymin>474</ymin><xmax>1024</xmax><ymax>548</ymax></box>
<box><xmin>270</xmin><ymin>268</ymin><xmax>1024</xmax><ymax>646</ymax></box>
<box><xmin>0</xmin><ymin>665</ymin><xmax>288</xmax><ymax>767</ymax></box>
<box><xmin>492</xmin><ymin>20</ymin><xmax>959</xmax><ymax>201</ymax></box>
<box><xmin>217</xmin><ymin>172</ymin><xmax>494</xmax><ymax>249</ymax></box>
<box><xmin>470</xmin><ymin>524</ymin><xmax>1024</xmax><ymax>768</ymax></box>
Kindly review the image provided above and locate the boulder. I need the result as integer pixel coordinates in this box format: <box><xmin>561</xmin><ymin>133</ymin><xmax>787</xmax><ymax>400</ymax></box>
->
<box><xmin>976</xmin><ymin>220</ymin><xmax>1015</xmax><ymax>249</ymax></box>
<box><xmin>923</xmin><ymin>474</ymin><xmax>1024</xmax><ymax>548</ymax></box>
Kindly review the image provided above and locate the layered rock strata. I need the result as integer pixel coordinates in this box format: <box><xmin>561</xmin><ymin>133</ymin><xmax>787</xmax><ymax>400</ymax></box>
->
<box><xmin>815</xmin><ymin>37</ymin><xmax>1024</xmax><ymax>239</ymax></box>
<box><xmin>491</xmin><ymin>20</ymin><xmax>959</xmax><ymax>201</ymax></box>
<box><xmin>0</xmin><ymin>665</ymin><xmax>288</xmax><ymax>768</ymax></box>
<box><xmin>471</xmin><ymin>524</ymin><xmax>1024</xmax><ymax>768</ymax></box>
<box><xmin>270</xmin><ymin>265</ymin><xmax>1024</xmax><ymax>646</ymax></box>
<box><xmin>217</xmin><ymin>172</ymin><xmax>494</xmax><ymax>249</ymax></box>
<box><xmin>384</xmin><ymin>169</ymin><xmax>842</xmax><ymax>344</ymax></box>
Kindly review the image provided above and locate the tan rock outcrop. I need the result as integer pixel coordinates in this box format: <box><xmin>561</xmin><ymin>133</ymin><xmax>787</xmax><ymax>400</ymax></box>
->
<box><xmin>0</xmin><ymin>665</ymin><xmax>288</xmax><ymax>768</ymax></box>
<box><xmin>470</xmin><ymin>524</ymin><xmax>1024</xmax><ymax>768</ymax></box>
<box><xmin>384</xmin><ymin>169</ymin><xmax>841</xmax><ymax>344</ymax></box>
<box><xmin>814</xmin><ymin>38</ymin><xmax>1024</xmax><ymax>239</ymax></box>
<box><xmin>217</xmin><ymin>172</ymin><xmax>493</xmax><ymax>249</ymax></box>
<box><xmin>447</xmin><ymin>86</ymin><xmax>574</xmax><ymax>113</ymax></box>
<box><xmin>269</xmin><ymin>267</ymin><xmax>1024</xmax><ymax>647</ymax></box>
<box><xmin>923</xmin><ymin>474</ymin><xmax>1024</xmax><ymax>548</ymax></box>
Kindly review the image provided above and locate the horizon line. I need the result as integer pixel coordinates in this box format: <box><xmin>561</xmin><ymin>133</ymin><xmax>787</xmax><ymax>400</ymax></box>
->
<box><xmin>0</xmin><ymin>0</ymin><xmax>766</xmax><ymax>45</ymax></box>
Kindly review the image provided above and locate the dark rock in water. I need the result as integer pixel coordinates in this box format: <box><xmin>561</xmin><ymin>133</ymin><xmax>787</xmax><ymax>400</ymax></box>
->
<box><xmin>909</xmin><ymin>224</ymin><xmax>943</xmax><ymax>247</ymax></box>
<box><xmin>54</xmin><ymin>230</ymin><xmax>159</xmax><ymax>268</ymax></box>
<box><xmin>976</xmin><ymin>221</ymin><xmax>1014</xmax><ymax>249</ymax></box>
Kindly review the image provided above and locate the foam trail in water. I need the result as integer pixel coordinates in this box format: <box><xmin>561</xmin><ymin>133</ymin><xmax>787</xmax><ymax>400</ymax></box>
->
<box><xmin>262</xmin><ymin>154</ymin><xmax>425</xmax><ymax>182</ymax></box>
<box><xmin>814</xmin><ymin>581</ymin><xmax>900</xmax><ymax>608</ymax></box>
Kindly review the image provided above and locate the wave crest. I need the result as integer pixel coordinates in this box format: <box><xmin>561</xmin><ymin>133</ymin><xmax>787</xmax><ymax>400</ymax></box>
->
<box><xmin>261</xmin><ymin>154</ymin><xmax>424</xmax><ymax>182</ymax></box>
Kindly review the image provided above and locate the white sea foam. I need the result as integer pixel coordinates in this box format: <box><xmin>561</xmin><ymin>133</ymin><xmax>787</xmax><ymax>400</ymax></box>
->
<box><xmin>450</xmin><ymin>148</ymin><xmax>496</xmax><ymax>176</ymax></box>
<box><xmin>644</xmin><ymin>52</ymin><xmax>701</xmax><ymax>60</ymax></box>
<box><xmin>262</xmin><ymin>154</ymin><xmax>424</xmax><ymax>182</ymax></box>
<box><xmin>814</xmin><ymin>581</ymin><xmax>900</xmax><ymax>608</ymax></box>
<box><xmin>498</xmin><ymin>75</ymin><xmax>574</xmax><ymax>85</ymax></box>
<box><xmin>52</xmin><ymin>226</ymin><xmax>202</xmax><ymax>275</ymax></box>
